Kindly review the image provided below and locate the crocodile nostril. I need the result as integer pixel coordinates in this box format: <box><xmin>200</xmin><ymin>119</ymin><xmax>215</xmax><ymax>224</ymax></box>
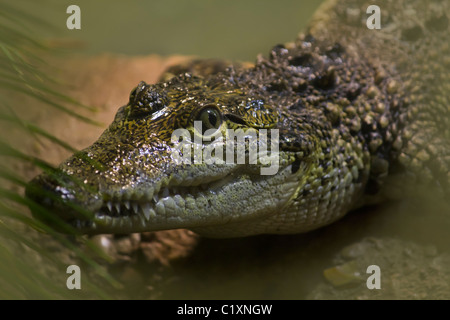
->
<box><xmin>25</xmin><ymin>175</ymin><xmax>57</xmax><ymax>207</ymax></box>
<box><xmin>25</xmin><ymin>169</ymin><xmax>103</xmax><ymax>234</ymax></box>
<box><xmin>25</xmin><ymin>173</ymin><xmax>85</xmax><ymax>226</ymax></box>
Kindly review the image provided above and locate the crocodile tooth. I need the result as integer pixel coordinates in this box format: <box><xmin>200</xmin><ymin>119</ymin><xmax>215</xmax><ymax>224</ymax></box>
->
<box><xmin>138</xmin><ymin>214</ymin><xmax>146</xmax><ymax>227</ymax></box>
<box><xmin>144</xmin><ymin>187</ymin><xmax>154</xmax><ymax>201</ymax></box>
<box><xmin>132</xmin><ymin>202</ymin><xmax>139</xmax><ymax>214</ymax></box>
<box><xmin>103</xmin><ymin>215</ymin><xmax>112</xmax><ymax>225</ymax></box>
<box><xmin>107</xmin><ymin>201</ymin><xmax>113</xmax><ymax>212</ymax></box>
<box><xmin>153</xmin><ymin>194</ymin><xmax>159</xmax><ymax>203</ymax></box>
<box><xmin>124</xmin><ymin>201</ymin><xmax>130</xmax><ymax>210</ymax></box>
<box><xmin>110</xmin><ymin>217</ymin><xmax>117</xmax><ymax>228</ymax></box>
<box><xmin>162</xmin><ymin>187</ymin><xmax>169</xmax><ymax>198</ymax></box>
<box><xmin>141</xmin><ymin>203</ymin><xmax>151</xmax><ymax>221</ymax></box>
<box><xmin>115</xmin><ymin>203</ymin><xmax>121</xmax><ymax>214</ymax></box>
<box><xmin>154</xmin><ymin>181</ymin><xmax>162</xmax><ymax>195</ymax></box>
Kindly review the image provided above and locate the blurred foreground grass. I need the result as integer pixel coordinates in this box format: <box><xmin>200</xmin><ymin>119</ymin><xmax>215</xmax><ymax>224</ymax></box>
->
<box><xmin>0</xmin><ymin>1</ymin><xmax>121</xmax><ymax>299</ymax></box>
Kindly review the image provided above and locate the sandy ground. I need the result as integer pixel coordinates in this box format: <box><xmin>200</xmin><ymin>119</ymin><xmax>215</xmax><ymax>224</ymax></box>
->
<box><xmin>2</xmin><ymin>53</ymin><xmax>450</xmax><ymax>299</ymax></box>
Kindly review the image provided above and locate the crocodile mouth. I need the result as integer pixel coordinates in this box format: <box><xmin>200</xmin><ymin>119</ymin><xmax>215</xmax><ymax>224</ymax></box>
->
<box><xmin>90</xmin><ymin>173</ymin><xmax>235</xmax><ymax>232</ymax></box>
<box><xmin>69</xmin><ymin>162</ymin><xmax>299</xmax><ymax>235</ymax></box>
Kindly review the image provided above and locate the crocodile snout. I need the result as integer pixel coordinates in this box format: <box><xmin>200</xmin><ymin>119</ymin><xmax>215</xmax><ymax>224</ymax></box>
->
<box><xmin>25</xmin><ymin>172</ymin><xmax>99</xmax><ymax>232</ymax></box>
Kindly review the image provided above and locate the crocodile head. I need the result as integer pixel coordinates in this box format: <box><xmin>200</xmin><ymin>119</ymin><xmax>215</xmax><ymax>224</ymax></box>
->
<box><xmin>26</xmin><ymin>73</ymin><xmax>321</xmax><ymax>237</ymax></box>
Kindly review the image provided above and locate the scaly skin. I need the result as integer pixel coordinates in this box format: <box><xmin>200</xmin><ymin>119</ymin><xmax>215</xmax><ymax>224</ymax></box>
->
<box><xmin>26</xmin><ymin>0</ymin><xmax>449</xmax><ymax>237</ymax></box>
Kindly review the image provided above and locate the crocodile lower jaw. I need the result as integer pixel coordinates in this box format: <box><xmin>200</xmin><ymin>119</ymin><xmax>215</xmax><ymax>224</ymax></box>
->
<box><xmin>70</xmin><ymin>163</ymin><xmax>298</xmax><ymax>235</ymax></box>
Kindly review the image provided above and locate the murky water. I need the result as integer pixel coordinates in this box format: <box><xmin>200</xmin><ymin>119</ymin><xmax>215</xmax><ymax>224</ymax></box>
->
<box><xmin>159</xmin><ymin>199</ymin><xmax>450</xmax><ymax>299</ymax></box>
<box><xmin>21</xmin><ymin>0</ymin><xmax>321</xmax><ymax>60</ymax></box>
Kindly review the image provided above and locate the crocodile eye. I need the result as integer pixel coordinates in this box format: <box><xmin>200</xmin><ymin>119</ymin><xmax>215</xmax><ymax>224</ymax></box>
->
<box><xmin>196</xmin><ymin>106</ymin><xmax>222</xmax><ymax>135</ymax></box>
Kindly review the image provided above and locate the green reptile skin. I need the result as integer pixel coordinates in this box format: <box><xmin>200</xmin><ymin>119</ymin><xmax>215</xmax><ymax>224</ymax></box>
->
<box><xmin>26</xmin><ymin>0</ymin><xmax>449</xmax><ymax>237</ymax></box>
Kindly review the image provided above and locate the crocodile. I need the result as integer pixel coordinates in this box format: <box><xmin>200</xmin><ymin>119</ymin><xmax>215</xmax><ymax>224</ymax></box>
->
<box><xmin>26</xmin><ymin>0</ymin><xmax>449</xmax><ymax>238</ymax></box>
